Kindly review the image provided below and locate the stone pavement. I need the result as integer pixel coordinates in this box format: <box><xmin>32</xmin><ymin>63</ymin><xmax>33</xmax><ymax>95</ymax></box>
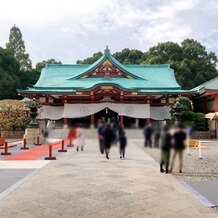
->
<box><xmin>0</xmin><ymin>139</ymin><xmax>217</xmax><ymax>218</ymax></box>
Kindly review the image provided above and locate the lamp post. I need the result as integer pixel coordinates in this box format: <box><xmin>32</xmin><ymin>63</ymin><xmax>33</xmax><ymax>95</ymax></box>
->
<box><xmin>28</xmin><ymin>98</ymin><xmax>40</xmax><ymax>128</ymax></box>
<box><xmin>23</xmin><ymin>98</ymin><xmax>43</xmax><ymax>146</ymax></box>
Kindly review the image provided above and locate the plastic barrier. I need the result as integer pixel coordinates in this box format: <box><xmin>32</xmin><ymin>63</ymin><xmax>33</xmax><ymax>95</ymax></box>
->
<box><xmin>189</xmin><ymin>139</ymin><xmax>199</xmax><ymax>147</ymax></box>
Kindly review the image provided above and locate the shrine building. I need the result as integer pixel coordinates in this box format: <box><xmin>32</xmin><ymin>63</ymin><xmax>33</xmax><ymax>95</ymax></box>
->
<box><xmin>18</xmin><ymin>47</ymin><xmax>196</xmax><ymax>128</ymax></box>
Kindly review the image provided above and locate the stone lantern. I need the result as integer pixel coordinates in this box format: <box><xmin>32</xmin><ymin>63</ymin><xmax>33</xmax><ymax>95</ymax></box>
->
<box><xmin>171</xmin><ymin>101</ymin><xmax>184</xmax><ymax>125</ymax></box>
<box><xmin>23</xmin><ymin>98</ymin><xmax>43</xmax><ymax>145</ymax></box>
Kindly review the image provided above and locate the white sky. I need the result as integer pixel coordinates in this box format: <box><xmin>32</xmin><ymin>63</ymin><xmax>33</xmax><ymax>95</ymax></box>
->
<box><xmin>0</xmin><ymin>0</ymin><xmax>218</xmax><ymax>64</ymax></box>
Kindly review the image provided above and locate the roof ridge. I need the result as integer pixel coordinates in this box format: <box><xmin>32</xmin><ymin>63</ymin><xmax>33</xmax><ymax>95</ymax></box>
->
<box><xmin>68</xmin><ymin>49</ymin><xmax>145</xmax><ymax>80</ymax></box>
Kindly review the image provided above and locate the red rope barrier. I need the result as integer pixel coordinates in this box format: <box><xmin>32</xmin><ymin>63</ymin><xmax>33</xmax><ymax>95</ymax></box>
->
<box><xmin>20</xmin><ymin>138</ymin><xmax>29</xmax><ymax>150</ymax></box>
<box><xmin>34</xmin><ymin>136</ymin><xmax>42</xmax><ymax>146</ymax></box>
<box><xmin>45</xmin><ymin>144</ymin><xmax>56</xmax><ymax>160</ymax></box>
<box><xmin>1</xmin><ymin>142</ymin><xmax>12</xmax><ymax>155</ymax></box>
<box><xmin>58</xmin><ymin>140</ymin><xmax>67</xmax><ymax>152</ymax></box>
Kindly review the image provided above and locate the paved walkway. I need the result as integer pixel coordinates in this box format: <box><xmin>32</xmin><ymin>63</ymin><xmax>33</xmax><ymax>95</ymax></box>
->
<box><xmin>0</xmin><ymin>139</ymin><xmax>217</xmax><ymax>218</ymax></box>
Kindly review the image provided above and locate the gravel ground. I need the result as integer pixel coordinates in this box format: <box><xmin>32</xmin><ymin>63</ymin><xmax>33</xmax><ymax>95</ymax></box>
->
<box><xmin>142</xmin><ymin>140</ymin><xmax>218</xmax><ymax>181</ymax></box>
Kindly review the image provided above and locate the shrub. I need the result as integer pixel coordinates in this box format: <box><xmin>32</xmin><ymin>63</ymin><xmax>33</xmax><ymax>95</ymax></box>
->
<box><xmin>0</xmin><ymin>100</ymin><xmax>29</xmax><ymax>131</ymax></box>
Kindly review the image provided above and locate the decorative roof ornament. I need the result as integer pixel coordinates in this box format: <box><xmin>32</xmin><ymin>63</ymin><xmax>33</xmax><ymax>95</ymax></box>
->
<box><xmin>104</xmin><ymin>45</ymin><xmax>110</xmax><ymax>54</ymax></box>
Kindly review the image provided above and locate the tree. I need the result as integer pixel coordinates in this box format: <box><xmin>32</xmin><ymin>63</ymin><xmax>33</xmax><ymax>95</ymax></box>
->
<box><xmin>145</xmin><ymin>39</ymin><xmax>218</xmax><ymax>89</ymax></box>
<box><xmin>114</xmin><ymin>49</ymin><xmax>144</xmax><ymax>64</ymax></box>
<box><xmin>0</xmin><ymin>100</ymin><xmax>29</xmax><ymax>131</ymax></box>
<box><xmin>35</xmin><ymin>58</ymin><xmax>62</xmax><ymax>72</ymax></box>
<box><xmin>0</xmin><ymin>46</ymin><xmax>39</xmax><ymax>100</ymax></box>
<box><xmin>171</xmin><ymin>97</ymin><xmax>207</xmax><ymax>130</ymax></box>
<box><xmin>145</xmin><ymin>41</ymin><xmax>182</xmax><ymax>64</ymax></box>
<box><xmin>6</xmin><ymin>25</ymin><xmax>32</xmax><ymax>70</ymax></box>
<box><xmin>0</xmin><ymin>47</ymin><xmax>21</xmax><ymax>99</ymax></box>
<box><xmin>18</xmin><ymin>69</ymin><xmax>40</xmax><ymax>89</ymax></box>
<box><xmin>77</xmin><ymin>52</ymin><xmax>102</xmax><ymax>64</ymax></box>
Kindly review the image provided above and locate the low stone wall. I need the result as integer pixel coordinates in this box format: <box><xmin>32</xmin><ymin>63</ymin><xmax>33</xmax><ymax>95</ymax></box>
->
<box><xmin>0</xmin><ymin>130</ymin><xmax>24</xmax><ymax>139</ymax></box>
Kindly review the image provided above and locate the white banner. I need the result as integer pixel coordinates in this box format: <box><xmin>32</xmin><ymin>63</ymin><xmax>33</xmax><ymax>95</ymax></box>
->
<box><xmin>64</xmin><ymin>103</ymin><xmax>150</xmax><ymax>119</ymax></box>
<box><xmin>38</xmin><ymin>106</ymin><xmax>64</xmax><ymax>120</ymax></box>
<box><xmin>150</xmin><ymin>106</ymin><xmax>171</xmax><ymax>120</ymax></box>
<box><xmin>38</xmin><ymin>104</ymin><xmax>170</xmax><ymax>120</ymax></box>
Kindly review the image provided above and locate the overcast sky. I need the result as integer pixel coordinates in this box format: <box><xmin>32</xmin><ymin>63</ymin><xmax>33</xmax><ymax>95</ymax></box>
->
<box><xmin>0</xmin><ymin>0</ymin><xmax>218</xmax><ymax>65</ymax></box>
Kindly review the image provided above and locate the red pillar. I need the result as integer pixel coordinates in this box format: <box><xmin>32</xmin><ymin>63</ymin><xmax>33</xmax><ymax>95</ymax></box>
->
<box><xmin>63</xmin><ymin>118</ymin><xmax>68</xmax><ymax>128</ymax></box>
<box><xmin>215</xmin><ymin>94</ymin><xmax>218</xmax><ymax>111</ymax></box>
<box><xmin>166</xmin><ymin>96</ymin><xmax>169</xmax><ymax>106</ymax></box>
<box><xmin>90</xmin><ymin>114</ymin><xmax>95</xmax><ymax>128</ymax></box>
<box><xmin>146</xmin><ymin>118</ymin><xmax>151</xmax><ymax>125</ymax></box>
<box><xmin>120</xmin><ymin>116</ymin><xmax>124</xmax><ymax>125</ymax></box>
<box><xmin>215</xmin><ymin>120</ymin><xmax>218</xmax><ymax>139</ymax></box>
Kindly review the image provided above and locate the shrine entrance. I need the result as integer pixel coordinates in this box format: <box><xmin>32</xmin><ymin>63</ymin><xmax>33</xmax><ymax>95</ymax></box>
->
<box><xmin>95</xmin><ymin>108</ymin><xmax>119</xmax><ymax>126</ymax></box>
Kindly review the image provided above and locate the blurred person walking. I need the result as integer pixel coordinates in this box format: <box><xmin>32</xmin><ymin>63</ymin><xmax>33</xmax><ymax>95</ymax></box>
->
<box><xmin>103</xmin><ymin>123</ymin><xmax>113</xmax><ymax>159</ymax></box>
<box><xmin>118</xmin><ymin>123</ymin><xmax>125</xmax><ymax>137</ymax></box>
<box><xmin>144</xmin><ymin>123</ymin><xmax>153</xmax><ymax>148</ymax></box>
<box><xmin>111</xmin><ymin>117</ymin><xmax>119</xmax><ymax>145</ymax></box>
<box><xmin>97</xmin><ymin>119</ymin><xmax>105</xmax><ymax>154</ymax></box>
<box><xmin>169</xmin><ymin>123</ymin><xmax>187</xmax><ymax>173</ymax></box>
<box><xmin>154</xmin><ymin>123</ymin><xmax>161</xmax><ymax>148</ymax></box>
<box><xmin>160</xmin><ymin>125</ymin><xmax>172</xmax><ymax>173</ymax></box>
<box><xmin>119</xmin><ymin>131</ymin><xmax>127</xmax><ymax>158</ymax></box>
<box><xmin>75</xmin><ymin>127</ymin><xmax>85</xmax><ymax>152</ymax></box>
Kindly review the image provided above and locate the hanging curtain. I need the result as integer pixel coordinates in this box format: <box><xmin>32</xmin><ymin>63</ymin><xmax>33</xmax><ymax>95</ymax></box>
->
<box><xmin>150</xmin><ymin>106</ymin><xmax>171</xmax><ymax>120</ymax></box>
<box><xmin>38</xmin><ymin>106</ymin><xmax>64</xmax><ymax>120</ymax></box>
<box><xmin>38</xmin><ymin>104</ymin><xmax>170</xmax><ymax>120</ymax></box>
<box><xmin>64</xmin><ymin>103</ymin><xmax>150</xmax><ymax>119</ymax></box>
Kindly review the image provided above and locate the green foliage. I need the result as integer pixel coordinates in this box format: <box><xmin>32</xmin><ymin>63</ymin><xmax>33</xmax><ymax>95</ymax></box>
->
<box><xmin>0</xmin><ymin>46</ymin><xmax>40</xmax><ymax>100</ymax></box>
<box><xmin>171</xmin><ymin>97</ymin><xmax>207</xmax><ymax>131</ymax></box>
<box><xmin>174</xmin><ymin>96</ymin><xmax>193</xmax><ymax>110</ymax></box>
<box><xmin>77</xmin><ymin>39</ymin><xmax>218</xmax><ymax>89</ymax></box>
<box><xmin>113</xmin><ymin>49</ymin><xmax>144</xmax><ymax>64</ymax></box>
<box><xmin>183</xmin><ymin>121</ymin><xmax>195</xmax><ymax>128</ymax></box>
<box><xmin>6</xmin><ymin>25</ymin><xmax>32</xmax><ymax>70</ymax></box>
<box><xmin>77</xmin><ymin>52</ymin><xmax>102</xmax><ymax>64</ymax></box>
<box><xmin>193</xmin><ymin>113</ymin><xmax>207</xmax><ymax>131</ymax></box>
<box><xmin>35</xmin><ymin>58</ymin><xmax>62</xmax><ymax>72</ymax></box>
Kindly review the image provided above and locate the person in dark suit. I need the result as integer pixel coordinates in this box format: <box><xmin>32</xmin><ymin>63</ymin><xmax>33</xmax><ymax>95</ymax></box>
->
<box><xmin>144</xmin><ymin>123</ymin><xmax>153</xmax><ymax>148</ymax></box>
<box><xmin>103</xmin><ymin>123</ymin><xmax>114</xmax><ymax>159</ymax></box>
<box><xmin>119</xmin><ymin>131</ymin><xmax>127</xmax><ymax>158</ymax></box>
<box><xmin>154</xmin><ymin>123</ymin><xmax>161</xmax><ymax>148</ymax></box>
<box><xmin>97</xmin><ymin>119</ymin><xmax>105</xmax><ymax>154</ymax></box>
<box><xmin>160</xmin><ymin>125</ymin><xmax>172</xmax><ymax>173</ymax></box>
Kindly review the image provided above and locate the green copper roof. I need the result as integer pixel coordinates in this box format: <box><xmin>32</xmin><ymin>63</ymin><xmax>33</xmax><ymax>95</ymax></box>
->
<box><xmin>18</xmin><ymin>47</ymin><xmax>195</xmax><ymax>95</ymax></box>
<box><xmin>71</xmin><ymin>47</ymin><xmax>141</xmax><ymax>80</ymax></box>
<box><xmin>191</xmin><ymin>77</ymin><xmax>218</xmax><ymax>94</ymax></box>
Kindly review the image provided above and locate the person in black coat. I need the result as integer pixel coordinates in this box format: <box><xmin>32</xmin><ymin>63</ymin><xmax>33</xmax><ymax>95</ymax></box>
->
<box><xmin>169</xmin><ymin>123</ymin><xmax>187</xmax><ymax>173</ymax></box>
<box><xmin>160</xmin><ymin>125</ymin><xmax>172</xmax><ymax>173</ymax></box>
<box><xmin>154</xmin><ymin>124</ymin><xmax>161</xmax><ymax>148</ymax></box>
<box><xmin>97</xmin><ymin>119</ymin><xmax>105</xmax><ymax>154</ymax></box>
<box><xmin>103</xmin><ymin>123</ymin><xmax>114</xmax><ymax>159</ymax></box>
<box><xmin>119</xmin><ymin>131</ymin><xmax>127</xmax><ymax>158</ymax></box>
<box><xmin>144</xmin><ymin>123</ymin><xmax>153</xmax><ymax>148</ymax></box>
